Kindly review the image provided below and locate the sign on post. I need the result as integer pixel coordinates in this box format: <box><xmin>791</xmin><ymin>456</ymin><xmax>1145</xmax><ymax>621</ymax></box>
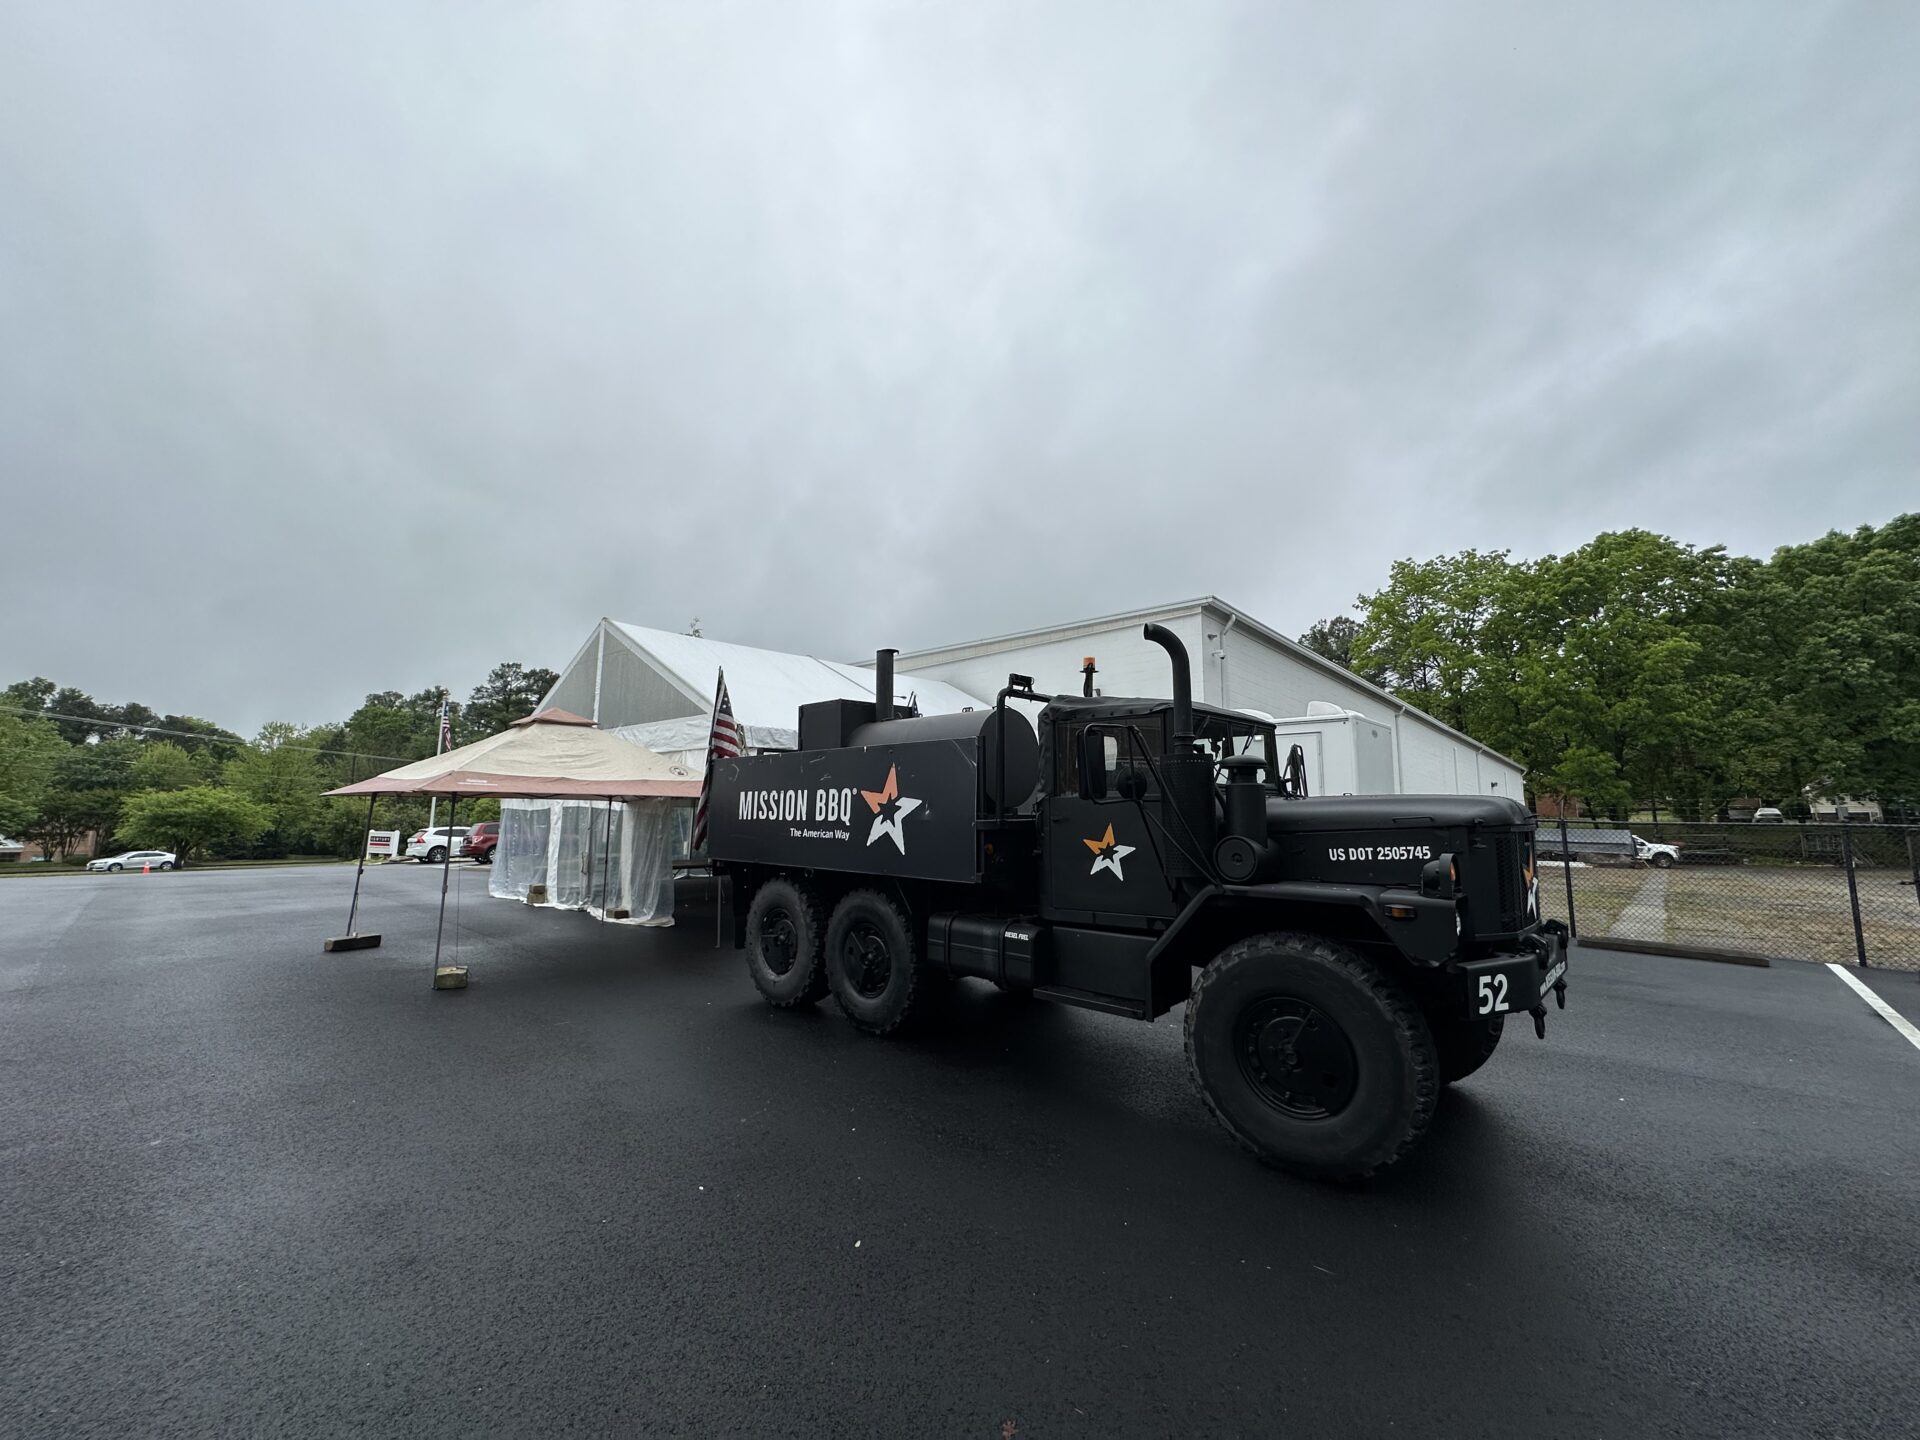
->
<box><xmin>365</xmin><ymin>830</ymin><xmax>402</xmax><ymax>860</ymax></box>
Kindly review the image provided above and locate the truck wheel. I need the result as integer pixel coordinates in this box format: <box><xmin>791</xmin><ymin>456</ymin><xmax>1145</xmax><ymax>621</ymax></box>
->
<box><xmin>1429</xmin><ymin>1012</ymin><xmax>1504</xmax><ymax>1084</ymax></box>
<box><xmin>825</xmin><ymin>890</ymin><xmax>932</xmax><ymax>1036</ymax></box>
<box><xmin>1184</xmin><ymin>932</ymin><xmax>1438</xmax><ymax>1181</ymax></box>
<box><xmin>1651</xmin><ymin>853</ymin><xmax>1673</xmax><ymax>869</ymax></box>
<box><xmin>745</xmin><ymin>877</ymin><xmax>830</xmax><ymax>1007</ymax></box>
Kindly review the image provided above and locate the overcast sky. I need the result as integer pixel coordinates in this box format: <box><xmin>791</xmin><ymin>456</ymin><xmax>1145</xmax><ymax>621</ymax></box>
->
<box><xmin>3</xmin><ymin>3</ymin><xmax>1914</xmax><ymax>734</ymax></box>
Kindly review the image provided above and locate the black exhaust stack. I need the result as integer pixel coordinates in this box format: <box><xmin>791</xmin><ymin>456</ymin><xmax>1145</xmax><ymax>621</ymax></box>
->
<box><xmin>874</xmin><ymin>648</ymin><xmax>897</xmax><ymax>722</ymax></box>
<box><xmin>1142</xmin><ymin>624</ymin><xmax>1193</xmax><ymax>742</ymax></box>
<box><xmin>1141</xmin><ymin>623</ymin><xmax>1215</xmax><ymax>882</ymax></box>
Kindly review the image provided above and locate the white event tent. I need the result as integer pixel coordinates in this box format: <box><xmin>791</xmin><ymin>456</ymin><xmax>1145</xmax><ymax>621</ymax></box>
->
<box><xmin>540</xmin><ymin>620</ymin><xmax>987</xmax><ymax>766</ymax></box>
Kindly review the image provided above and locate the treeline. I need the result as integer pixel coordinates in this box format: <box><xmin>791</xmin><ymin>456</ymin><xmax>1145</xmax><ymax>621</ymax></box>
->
<box><xmin>0</xmin><ymin>662</ymin><xmax>557</xmax><ymax>862</ymax></box>
<box><xmin>1297</xmin><ymin>515</ymin><xmax>1919</xmax><ymax>820</ymax></box>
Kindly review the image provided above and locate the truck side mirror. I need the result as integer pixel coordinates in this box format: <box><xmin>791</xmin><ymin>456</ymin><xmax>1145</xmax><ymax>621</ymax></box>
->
<box><xmin>1078</xmin><ymin>727</ymin><xmax>1109</xmax><ymax>801</ymax></box>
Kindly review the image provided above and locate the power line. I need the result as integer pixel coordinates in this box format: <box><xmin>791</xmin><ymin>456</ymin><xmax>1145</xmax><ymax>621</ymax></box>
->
<box><xmin>0</xmin><ymin>704</ymin><xmax>411</xmax><ymax>765</ymax></box>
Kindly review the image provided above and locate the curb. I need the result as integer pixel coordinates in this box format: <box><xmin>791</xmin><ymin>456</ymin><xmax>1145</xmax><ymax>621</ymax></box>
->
<box><xmin>1578</xmin><ymin>936</ymin><xmax>1772</xmax><ymax>968</ymax></box>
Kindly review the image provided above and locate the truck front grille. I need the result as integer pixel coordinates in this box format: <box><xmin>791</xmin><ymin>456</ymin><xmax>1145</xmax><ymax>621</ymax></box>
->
<box><xmin>1493</xmin><ymin>834</ymin><xmax>1524</xmax><ymax>930</ymax></box>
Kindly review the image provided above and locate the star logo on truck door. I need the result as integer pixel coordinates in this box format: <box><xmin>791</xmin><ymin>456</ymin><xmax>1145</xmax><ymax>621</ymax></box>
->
<box><xmin>861</xmin><ymin>765</ymin><xmax>921</xmax><ymax>855</ymax></box>
<box><xmin>1083</xmin><ymin>823</ymin><xmax>1135</xmax><ymax>881</ymax></box>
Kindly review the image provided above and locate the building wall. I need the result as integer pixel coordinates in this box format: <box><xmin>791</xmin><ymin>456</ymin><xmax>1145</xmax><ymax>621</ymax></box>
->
<box><xmin>1212</xmin><ymin>622</ymin><xmax>1391</xmax><ymax>724</ymax></box>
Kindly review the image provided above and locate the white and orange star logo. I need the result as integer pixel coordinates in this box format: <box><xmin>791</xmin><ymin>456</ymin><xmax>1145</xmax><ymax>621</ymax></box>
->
<box><xmin>1083</xmin><ymin>823</ymin><xmax>1135</xmax><ymax>881</ymax></box>
<box><xmin>861</xmin><ymin>765</ymin><xmax>921</xmax><ymax>855</ymax></box>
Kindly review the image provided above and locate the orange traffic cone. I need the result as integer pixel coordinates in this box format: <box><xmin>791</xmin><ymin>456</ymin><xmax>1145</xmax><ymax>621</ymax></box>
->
<box><xmin>142</xmin><ymin>862</ymin><xmax>150</xmax><ymax>874</ymax></box>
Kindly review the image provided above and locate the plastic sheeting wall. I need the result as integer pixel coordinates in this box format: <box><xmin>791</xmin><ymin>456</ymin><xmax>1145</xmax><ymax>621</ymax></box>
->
<box><xmin>490</xmin><ymin>798</ymin><xmax>679</xmax><ymax>925</ymax></box>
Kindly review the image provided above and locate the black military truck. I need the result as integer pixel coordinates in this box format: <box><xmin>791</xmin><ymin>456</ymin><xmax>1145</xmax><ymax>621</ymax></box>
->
<box><xmin>707</xmin><ymin>626</ymin><xmax>1568</xmax><ymax>1179</ymax></box>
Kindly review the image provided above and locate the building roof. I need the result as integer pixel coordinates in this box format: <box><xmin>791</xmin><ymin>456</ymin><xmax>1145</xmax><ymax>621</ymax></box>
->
<box><xmin>607</xmin><ymin>620</ymin><xmax>985</xmax><ymax>730</ymax></box>
<box><xmin>879</xmin><ymin>595</ymin><xmax>1526</xmax><ymax>773</ymax></box>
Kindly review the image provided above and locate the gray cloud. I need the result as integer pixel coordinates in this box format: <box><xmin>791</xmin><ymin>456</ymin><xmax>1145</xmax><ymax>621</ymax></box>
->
<box><xmin>3</xmin><ymin>2</ymin><xmax>1914</xmax><ymax>732</ymax></box>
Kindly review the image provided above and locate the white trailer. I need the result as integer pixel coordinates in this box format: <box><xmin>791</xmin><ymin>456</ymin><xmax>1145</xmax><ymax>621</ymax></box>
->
<box><xmin>1265</xmin><ymin>703</ymin><xmax>1399</xmax><ymax>797</ymax></box>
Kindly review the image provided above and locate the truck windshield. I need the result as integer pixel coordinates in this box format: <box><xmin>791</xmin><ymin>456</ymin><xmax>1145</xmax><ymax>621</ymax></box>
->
<box><xmin>1196</xmin><ymin>715</ymin><xmax>1280</xmax><ymax>784</ymax></box>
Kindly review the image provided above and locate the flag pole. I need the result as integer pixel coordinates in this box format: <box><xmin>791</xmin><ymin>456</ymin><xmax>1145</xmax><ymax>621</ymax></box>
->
<box><xmin>427</xmin><ymin>688</ymin><xmax>448</xmax><ymax>836</ymax></box>
<box><xmin>699</xmin><ymin>668</ymin><xmax>726</xmax><ymax>948</ymax></box>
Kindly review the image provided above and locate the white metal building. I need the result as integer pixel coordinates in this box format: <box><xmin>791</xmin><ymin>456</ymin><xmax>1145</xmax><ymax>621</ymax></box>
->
<box><xmin>874</xmin><ymin>598</ymin><xmax>1525</xmax><ymax>800</ymax></box>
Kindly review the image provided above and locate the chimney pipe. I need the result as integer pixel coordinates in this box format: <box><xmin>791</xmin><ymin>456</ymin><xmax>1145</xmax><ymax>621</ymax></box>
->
<box><xmin>875</xmin><ymin>648</ymin><xmax>897</xmax><ymax>722</ymax></box>
<box><xmin>1142</xmin><ymin>624</ymin><xmax>1192</xmax><ymax>742</ymax></box>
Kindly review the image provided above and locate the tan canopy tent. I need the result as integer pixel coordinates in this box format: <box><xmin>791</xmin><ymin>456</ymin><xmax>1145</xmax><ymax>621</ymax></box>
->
<box><xmin>321</xmin><ymin>710</ymin><xmax>703</xmax><ymax>984</ymax></box>
<box><xmin>325</xmin><ymin>708</ymin><xmax>702</xmax><ymax>801</ymax></box>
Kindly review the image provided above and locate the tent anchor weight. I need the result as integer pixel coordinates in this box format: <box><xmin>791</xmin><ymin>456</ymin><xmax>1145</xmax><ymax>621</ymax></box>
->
<box><xmin>325</xmin><ymin>793</ymin><xmax>384</xmax><ymax>952</ymax></box>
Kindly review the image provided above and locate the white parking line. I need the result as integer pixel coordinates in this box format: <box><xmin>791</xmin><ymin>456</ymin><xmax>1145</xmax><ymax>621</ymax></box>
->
<box><xmin>1827</xmin><ymin>963</ymin><xmax>1920</xmax><ymax>1052</ymax></box>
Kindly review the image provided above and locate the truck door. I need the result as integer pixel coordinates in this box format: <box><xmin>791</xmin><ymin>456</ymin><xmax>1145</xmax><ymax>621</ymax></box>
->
<box><xmin>1040</xmin><ymin>717</ymin><xmax>1178</xmax><ymax>922</ymax></box>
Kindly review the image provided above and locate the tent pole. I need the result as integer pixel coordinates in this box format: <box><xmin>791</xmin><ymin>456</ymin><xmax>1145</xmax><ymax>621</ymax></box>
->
<box><xmin>601</xmin><ymin>797</ymin><xmax>613</xmax><ymax>923</ymax></box>
<box><xmin>323</xmin><ymin>793</ymin><xmax>383</xmax><ymax>952</ymax></box>
<box><xmin>431</xmin><ymin>792</ymin><xmax>456</xmax><ymax>986</ymax></box>
<box><xmin>345</xmin><ymin>793</ymin><xmax>376</xmax><ymax>933</ymax></box>
<box><xmin>583</xmin><ymin>796</ymin><xmax>596</xmax><ymax>919</ymax></box>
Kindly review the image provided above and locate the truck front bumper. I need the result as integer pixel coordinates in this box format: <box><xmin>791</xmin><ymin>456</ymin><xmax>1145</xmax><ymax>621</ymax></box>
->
<box><xmin>1454</xmin><ymin>920</ymin><xmax>1569</xmax><ymax>1030</ymax></box>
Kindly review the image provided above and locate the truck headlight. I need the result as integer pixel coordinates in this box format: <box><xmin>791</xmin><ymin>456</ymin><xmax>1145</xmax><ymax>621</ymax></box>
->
<box><xmin>1420</xmin><ymin>854</ymin><xmax>1459</xmax><ymax>898</ymax></box>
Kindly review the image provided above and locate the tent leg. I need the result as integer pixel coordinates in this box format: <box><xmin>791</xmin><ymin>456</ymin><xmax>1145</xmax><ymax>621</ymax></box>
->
<box><xmin>601</xmin><ymin>797</ymin><xmax>612</xmax><ymax>924</ymax></box>
<box><xmin>713</xmin><ymin>869</ymin><xmax>723</xmax><ymax>950</ymax></box>
<box><xmin>432</xmin><ymin>794</ymin><xmax>467</xmax><ymax>990</ymax></box>
<box><xmin>325</xmin><ymin>793</ymin><xmax>382</xmax><ymax>952</ymax></box>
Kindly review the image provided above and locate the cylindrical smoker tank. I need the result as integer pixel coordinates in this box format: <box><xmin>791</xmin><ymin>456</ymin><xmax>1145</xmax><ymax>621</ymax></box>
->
<box><xmin>848</xmin><ymin>709</ymin><xmax>1040</xmax><ymax>812</ymax></box>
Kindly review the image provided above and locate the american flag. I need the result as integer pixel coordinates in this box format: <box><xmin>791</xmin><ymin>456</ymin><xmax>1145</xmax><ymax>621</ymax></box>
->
<box><xmin>692</xmin><ymin>668</ymin><xmax>742</xmax><ymax>853</ymax></box>
<box><xmin>438</xmin><ymin>697</ymin><xmax>452</xmax><ymax>753</ymax></box>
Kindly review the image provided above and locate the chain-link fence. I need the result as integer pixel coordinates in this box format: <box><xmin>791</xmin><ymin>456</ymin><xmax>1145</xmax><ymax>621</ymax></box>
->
<box><xmin>1534</xmin><ymin>816</ymin><xmax>1920</xmax><ymax>971</ymax></box>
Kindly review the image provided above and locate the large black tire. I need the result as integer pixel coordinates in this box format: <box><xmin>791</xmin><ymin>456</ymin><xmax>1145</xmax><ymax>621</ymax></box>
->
<box><xmin>107</xmin><ymin>863</ymin><xmax>123</xmax><ymax>873</ymax></box>
<box><xmin>1184</xmin><ymin>931</ymin><xmax>1439</xmax><ymax>1181</ymax></box>
<box><xmin>1429</xmin><ymin>1012</ymin><xmax>1504</xmax><ymax>1085</ymax></box>
<box><xmin>745</xmin><ymin>877</ymin><xmax>830</xmax><ymax>1007</ymax></box>
<box><xmin>157</xmin><ymin>861</ymin><xmax>174</xmax><ymax>871</ymax></box>
<box><xmin>1650</xmin><ymin>853</ymin><xmax>1673</xmax><ymax>869</ymax></box>
<box><xmin>825</xmin><ymin>890</ymin><xmax>934</xmax><ymax>1035</ymax></box>
<box><xmin>426</xmin><ymin>846</ymin><xmax>448</xmax><ymax>865</ymax></box>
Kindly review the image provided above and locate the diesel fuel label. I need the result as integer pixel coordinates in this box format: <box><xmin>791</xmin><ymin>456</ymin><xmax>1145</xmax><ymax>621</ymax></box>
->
<box><xmin>1328</xmin><ymin>845</ymin><xmax>1433</xmax><ymax>862</ymax></box>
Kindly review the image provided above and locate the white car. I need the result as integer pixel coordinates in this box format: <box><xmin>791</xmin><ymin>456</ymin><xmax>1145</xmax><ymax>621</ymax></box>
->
<box><xmin>405</xmin><ymin>826</ymin><xmax>471</xmax><ymax>863</ymax></box>
<box><xmin>1632</xmin><ymin>834</ymin><xmax>1680</xmax><ymax>869</ymax></box>
<box><xmin>88</xmin><ymin>850</ymin><xmax>177</xmax><ymax>872</ymax></box>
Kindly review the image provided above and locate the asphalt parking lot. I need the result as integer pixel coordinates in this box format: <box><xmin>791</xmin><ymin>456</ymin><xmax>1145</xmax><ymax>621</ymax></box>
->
<box><xmin>3</xmin><ymin>865</ymin><xmax>1917</xmax><ymax>1438</ymax></box>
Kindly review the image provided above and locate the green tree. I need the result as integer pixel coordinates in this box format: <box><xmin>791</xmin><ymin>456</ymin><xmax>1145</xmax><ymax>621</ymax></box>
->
<box><xmin>464</xmin><ymin>662</ymin><xmax>560</xmax><ymax>739</ymax></box>
<box><xmin>224</xmin><ymin>723</ymin><xmax>323</xmax><ymax>853</ymax></box>
<box><xmin>156</xmin><ymin>715</ymin><xmax>244</xmax><ymax>764</ymax></box>
<box><xmin>1727</xmin><ymin>516</ymin><xmax>1920</xmax><ymax>807</ymax></box>
<box><xmin>1502</xmin><ymin>531</ymin><xmax>1728</xmax><ymax>817</ymax></box>
<box><xmin>1353</xmin><ymin>550</ymin><xmax>1515</xmax><ymax>734</ymax></box>
<box><xmin>1296</xmin><ymin>617</ymin><xmax>1376</xmax><ymax>679</ymax></box>
<box><xmin>3</xmin><ymin>677</ymin><xmax>56</xmax><ymax>714</ymax></box>
<box><xmin>0</xmin><ymin>712</ymin><xmax>67</xmax><ymax>837</ymax></box>
<box><xmin>24</xmin><ymin>737</ymin><xmax>143</xmax><ymax>857</ymax></box>
<box><xmin>47</xmin><ymin>687</ymin><xmax>110</xmax><ymax>745</ymax></box>
<box><xmin>119</xmin><ymin>786</ymin><xmax>270</xmax><ymax>864</ymax></box>
<box><xmin>130</xmin><ymin>742</ymin><xmax>203</xmax><ymax>792</ymax></box>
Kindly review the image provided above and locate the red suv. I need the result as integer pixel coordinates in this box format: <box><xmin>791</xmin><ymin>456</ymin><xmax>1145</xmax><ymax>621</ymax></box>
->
<box><xmin>464</xmin><ymin>821</ymin><xmax>500</xmax><ymax>864</ymax></box>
